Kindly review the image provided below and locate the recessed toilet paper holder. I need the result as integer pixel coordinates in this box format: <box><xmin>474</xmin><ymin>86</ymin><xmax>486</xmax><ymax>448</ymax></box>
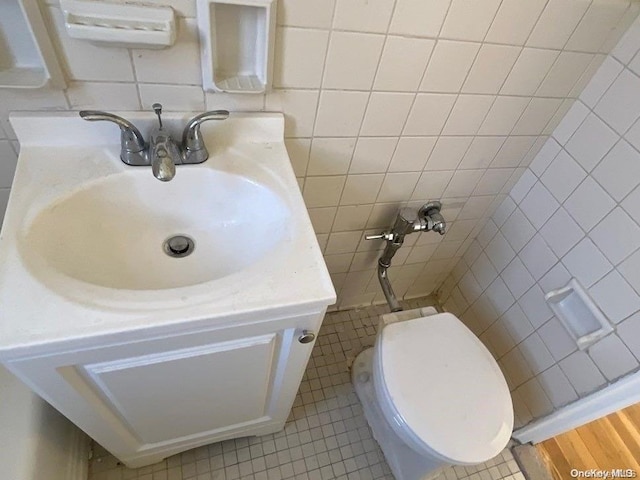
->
<box><xmin>545</xmin><ymin>278</ymin><xmax>613</xmax><ymax>350</ymax></box>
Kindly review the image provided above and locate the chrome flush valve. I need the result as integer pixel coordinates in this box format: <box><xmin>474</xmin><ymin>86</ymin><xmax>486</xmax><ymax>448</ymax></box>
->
<box><xmin>419</xmin><ymin>201</ymin><xmax>446</xmax><ymax>235</ymax></box>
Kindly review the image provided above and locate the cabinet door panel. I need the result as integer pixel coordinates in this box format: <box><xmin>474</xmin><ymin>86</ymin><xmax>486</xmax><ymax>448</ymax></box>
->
<box><xmin>82</xmin><ymin>334</ymin><xmax>277</xmax><ymax>444</ymax></box>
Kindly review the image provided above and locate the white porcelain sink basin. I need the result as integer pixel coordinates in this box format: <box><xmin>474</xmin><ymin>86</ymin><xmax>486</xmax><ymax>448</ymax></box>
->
<box><xmin>0</xmin><ymin>112</ymin><xmax>335</xmax><ymax>350</ymax></box>
<box><xmin>24</xmin><ymin>168</ymin><xmax>289</xmax><ymax>290</ymax></box>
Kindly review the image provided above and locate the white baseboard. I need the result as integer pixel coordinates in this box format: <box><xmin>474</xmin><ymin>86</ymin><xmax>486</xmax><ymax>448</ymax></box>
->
<box><xmin>513</xmin><ymin>369</ymin><xmax>640</xmax><ymax>444</ymax></box>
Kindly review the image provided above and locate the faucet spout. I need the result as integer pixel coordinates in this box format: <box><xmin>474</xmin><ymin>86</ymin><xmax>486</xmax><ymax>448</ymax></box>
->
<box><xmin>150</xmin><ymin>134</ymin><xmax>179</xmax><ymax>182</ymax></box>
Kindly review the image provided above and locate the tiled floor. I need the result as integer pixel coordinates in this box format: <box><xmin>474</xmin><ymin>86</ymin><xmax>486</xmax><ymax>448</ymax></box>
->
<box><xmin>88</xmin><ymin>297</ymin><xmax>525</xmax><ymax>480</ymax></box>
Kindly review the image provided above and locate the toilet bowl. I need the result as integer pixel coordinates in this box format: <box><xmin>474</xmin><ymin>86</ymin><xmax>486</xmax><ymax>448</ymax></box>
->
<box><xmin>352</xmin><ymin>311</ymin><xmax>513</xmax><ymax>480</ymax></box>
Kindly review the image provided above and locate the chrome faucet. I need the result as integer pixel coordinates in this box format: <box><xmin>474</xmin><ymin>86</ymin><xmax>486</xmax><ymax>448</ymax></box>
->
<box><xmin>79</xmin><ymin>104</ymin><xmax>230</xmax><ymax>181</ymax></box>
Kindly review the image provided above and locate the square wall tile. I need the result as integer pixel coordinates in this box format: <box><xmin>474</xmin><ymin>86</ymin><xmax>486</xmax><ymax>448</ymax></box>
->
<box><xmin>565</xmin><ymin>113</ymin><xmax>619</xmax><ymax>173</ymax></box>
<box><xmin>540</xmin><ymin>207</ymin><xmax>584</xmax><ymax>258</ymax></box>
<box><xmin>323</xmin><ymin>32</ymin><xmax>385</xmax><ymax>90</ymax></box>
<box><xmin>389</xmin><ymin>137</ymin><xmax>436</xmax><ymax>172</ymax></box>
<box><xmin>349</xmin><ymin>137</ymin><xmax>397</xmax><ymax>174</ymax></box>
<box><xmin>274</xmin><ymin>28</ymin><xmax>329</xmax><ymax>88</ymax></box>
<box><xmin>308</xmin><ymin>207</ymin><xmax>337</xmax><ymax>233</ymax></box>
<box><xmin>266</xmin><ymin>89</ymin><xmax>320</xmax><ymax>137</ymax></box>
<box><xmin>492</xmin><ymin>137</ymin><xmax>537</xmax><ymax>169</ymax></box>
<box><xmin>284</xmin><ymin>138</ymin><xmax>310</xmax><ymax>177</ymax></box>
<box><xmin>564</xmin><ymin>177</ymin><xmax>616</xmax><ymax>232</ymax></box>
<box><xmin>540</xmin><ymin>150</ymin><xmax>586</xmax><ymax>203</ymax></box>
<box><xmin>138</xmin><ymin>84</ymin><xmax>204</xmax><ymax>111</ymax></box>
<box><xmin>459</xmin><ymin>136</ymin><xmax>505</xmax><ymax>170</ymax></box>
<box><xmin>520</xmin><ymin>333</ymin><xmax>555</xmax><ymax>375</ymax></box>
<box><xmin>440</xmin><ymin>0</ymin><xmax>501</xmax><ymax>42</ymax></box>
<box><xmin>341</xmin><ymin>174</ymin><xmax>385</xmax><ymax>205</ymax></box>
<box><xmin>314</xmin><ymin>91</ymin><xmax>368</xmax><ymax>137</ymax></box>
<box><xmin>538</xmin><ymin>365</ymin><xmax>579</xmax><ymax>409</ymax></box>
<box><xmin>589</xmin><ymin>270</ymin><xmax>640</xmax><ymax>324</ymax></box>
<box><xmin>424</xmin><ymin>137</ymin><xmax>473</xmax><ymax>171</ymax></box>
<box><xmin>509</xmin><ymin>170</ymin><xmax>538</xmax><ymax>203</ymax></box>
<box><xmin>502</xmin><ymin>208</ymin><xmax>536</xmax><ymax>252</ymax></box>
<box><xmin>486</xmin><ymin>277</ymin><xmax>516</xmax><ymax>316</ymax></box>
<box><xmin>492</xmin><ymin>196</ymin><xmax>517</xmax><ymax>227</ymax></box>
<box><xmin>333</xmin><ymin>0</ymin><xmax>394</xmax><ymax>33</ymax></box>
<box><xmin>619</xmin><ymin>248</ymin><xmax>640</xmax><ymax>296</ymax></box>
<box><xmin>538</xmin><ymin>317</ymin><xmax>578</xmax><ymax>362</ymax></box>
<box><xmin>442</xmin><ymin>95</ymin><xmax>494</xmax><ymax>135</ymax></box>
<box><xmin>588</xmin><ymin>334</ymin><xmax>638</xmax><ymax>381</ymax></box>
<box><xmin>502</xmin><ymin>49</ymin><xmax>560</xmax><ymax>97</ymax></box>
<box><xmin>502</xmin><ymin>258</ymin><xmax>535</xmax><ymax>300</ymax></box>
<box><xmin>621</xmin><ymin>186</ymin><xmax>640</xmax><ymax>227</ymax></box>
<box><xmin>377</xmin><ymin>173</ymin><xmax>420</xmax><ymax>203</ymax></box>
<box><xmin>561</xmin><ymin>238</ymin><xmax>613</xmax><ymax>288</ymax></box>
<box><xmin>420</xmin><ymin>41</ymin><xmax>481</xmax><ymax>93</ymax></box>
<box><xmin>325</xmin><ymin>231</ymin><xmax>363</xmax><ymax>254</ymax></box>
<box><xmin>307</xmin><ymin>138</ymin><xmax>356</xmax><ymax>175</ymax></box>
<box><xmin>133</xmin><ymin>18</ymin><xmax>201</xmax><ymax>85</ymax></box>
<box><xmin>474</xmin><ymin>169</ymin><xmax>513</xmax><ymax>196</ymax></box>
<box><xmin>593</xmin><ymin>140</ymin><xmax>640</xmax><ymax>201</ymax></box>
<box><xmin>374</xmin><ymin>36</ymin><xmax>435</xmax><ymax>92</ymax></box>
<box><xmin>303</xmin><ymin>176</ymin><xmax>346</xmax><ymax>208</ymax></box>
<box><xmin>485</xmin><ymin>0</ymin><xmax>548</xmax><ymax>46</ymax></box>
<box><xmin>580</xmin><ymin>56</ymin><xmax>624</xmax><ymax>108</ymax></box>
<box><xmin>462</xmin><ymin>44</ymin><xmax>521</xmax><ymax>94</ymax></box>
<box><xmin>471</xmin><ymin>252</ymin><xmax>499</xmax><ymax>291</ymax></box>
<box><xmin>404</xmin><ymin>94</ymin><xmax>457</xmax><ymax>136</ymax></box>
<box><xmin>277</xmin><ymin>0</ymin><xmax>335</xmax><ymax>28</ymax></box>
<box><xmin>411</xmin><ymin>170</ymin><xmax>455</xmax><ymax>201</ymax></box>
<box><xmin>552</xmin><ymin>101</ymin><xmax>589</xmax><ymax>146</ymax></box>
<box><xmin>527</xmin><ymin>0</ymin><xmax>591</xmax><ymax>49</ymax></box>
<box><xmin>566</xmin><ymin>1</ymin><xmax>629</xmax><ymax>53</ymax></box>
<box><xmin>512</xmin><ymin>98</ymin><xmax>563</xmax><ymax>136</ymax></box>
<box><xmin>485</xmin><ymin>232</ymin><xmax>516</xmax><ymax>272</ymax></box>
<box><xmin>502</xmin><ymin>303</ymin><xmax>534</xmax><ymax>344</ymax></box>
<box><xmin>595</xmin><ymin>69</ymin><xmax>640</xmax><ymax>135</ymax></box>
<box><xmin>333</xmin><ymin>205</ymin><xmax>373</xmax><ymax>232</ymax></box>
<box><xmin>520</xmin><ymin>182</ymin><xmax>560</xmax><ymax>230</ymax></box>
<box><xmin>479</xmin><ymin>96</ymin><xmax>530</xmax><ymax>135</ymax></box>
<box><xmin>590</xmin><ymin>207</ymin><xmax>640</xmax><ymax>265</ymax></box>
<box><xmin>443</xmin><ymin>170</ymin><xmax>484</xmax><ymax>198</ymax></box>
<box><xmin>360</xmin><ymin>93</ymin><xmax>414</xmax><ymax>136</ymax></box>
<box><xmin>537</xmin><ymin>52</ymin><xmax>594</xmax><ymax>98</ymax></box>
<box><xmin>612</xmin><ymin>17</ymin><xmax>640</xmax><ymax>64</ymax></box>
<box><xmin>389</xmin><ymin>0</ymin><xmax>450</xmax><ymax>37</ymax></box>
<box><xmin>520</xmin><ymin>234</ymin><xmax>558</xmax><ymax>280</ymax></box>
<box><xmin>66</xmin><ymin>82</ymin><xmax>140</xmax><ymax>110</ymax></box>
<box><xmin>618</xmin><ymin>313</ymin><xmax>640</xmax><ymax>360</ymax></box>
<box><xmin>560</xmin><ymin>350</ymin><xmax>607</xmax><ymax>396</ymax></box>
<box><xmin>517</xmin><ymin>377</ymin><xmax>554</xmax><ymax>418</ymax></box>
<box><xmin>519</xmin><ymin>285</ymin><xmax>554</xmax><ymax>328</ymax></box>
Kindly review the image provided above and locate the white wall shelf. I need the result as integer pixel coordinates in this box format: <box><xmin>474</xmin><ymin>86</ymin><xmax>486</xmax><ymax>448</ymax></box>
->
<box><xmin>0</xmin><ymin>0</ymin><xmax>66</xmax><ymax>89</ymax></box>
<box><xmin>197</xmin><ymin>0</ymin><xmax>276</xmax><ymax>94</ymax></box>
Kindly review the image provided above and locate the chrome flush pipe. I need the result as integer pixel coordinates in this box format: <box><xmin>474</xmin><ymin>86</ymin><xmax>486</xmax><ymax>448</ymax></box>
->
<box><xmin>365</xmin><ymin>202</ymin><xmax>446</xmax><ymax>312</ymax></box>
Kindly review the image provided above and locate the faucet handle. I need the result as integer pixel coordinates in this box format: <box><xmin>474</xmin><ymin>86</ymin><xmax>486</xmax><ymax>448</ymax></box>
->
<box><xmin>182</xmin><ymin>110</ymin><xmax>230</xmax><ymax>164</ymax></box>
<box><xmin>79</xmin><ymin>110</ymin><xmax>147</xmax><ymax>165</ymax></box>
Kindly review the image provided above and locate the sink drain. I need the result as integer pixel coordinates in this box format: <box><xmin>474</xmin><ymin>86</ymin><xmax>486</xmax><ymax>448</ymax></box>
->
<box><xmin>163</xmin><ymin>235</ymin><xmax>195</xmax><ymax>258</ymax></box>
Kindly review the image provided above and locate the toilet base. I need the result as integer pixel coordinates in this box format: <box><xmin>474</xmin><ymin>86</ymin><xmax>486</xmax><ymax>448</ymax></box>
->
<box><xmin>352</xmin><ymin>348</ymin><xmax>447</xmax><ymax>480</ymax></box>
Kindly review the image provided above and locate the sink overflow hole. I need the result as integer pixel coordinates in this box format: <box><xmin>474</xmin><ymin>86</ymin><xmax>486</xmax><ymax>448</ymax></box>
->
<box><xmin>163</xmin><ymin>235</ymin><xmax>195</xmax><ymax>258</ymax></box>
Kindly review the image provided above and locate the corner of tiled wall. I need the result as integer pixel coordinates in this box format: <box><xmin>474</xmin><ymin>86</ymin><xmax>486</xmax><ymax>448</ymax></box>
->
<box><xmin>439</xmin><ymin>11</ymin><xmax>640</xmax><ymax>430</ymax></box>
<box><xmin>1</xmin><ymin>0</ymin><xmax>640</xmax><ymax>312</ymax></box>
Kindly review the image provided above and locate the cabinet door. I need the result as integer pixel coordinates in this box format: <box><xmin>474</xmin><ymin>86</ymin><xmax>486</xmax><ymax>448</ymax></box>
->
<box><xmin>8</xmin><ymin>312</ymin><xmax>322</xmax><ymax>466</ymax></box>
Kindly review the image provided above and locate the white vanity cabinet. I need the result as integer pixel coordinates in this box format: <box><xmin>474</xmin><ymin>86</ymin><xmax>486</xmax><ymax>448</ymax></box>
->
<box><xmin>5</xmin><ymin>309</ymin><xmax>325</xmax><ymax>468</ymax></box>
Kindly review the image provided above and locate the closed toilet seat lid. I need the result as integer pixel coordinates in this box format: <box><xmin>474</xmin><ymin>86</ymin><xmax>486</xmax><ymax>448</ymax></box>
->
<box><xmin>376</xmin><ymin>313</ymin><xmax>513</xmax><ymax>464</ymax></box>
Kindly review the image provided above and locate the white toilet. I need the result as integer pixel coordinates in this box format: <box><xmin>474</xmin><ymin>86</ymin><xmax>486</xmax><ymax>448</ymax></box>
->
<box><xmin>352</xmin><ymin>309</ymin><xmax>513</xmax><ymax>480</ymax></box>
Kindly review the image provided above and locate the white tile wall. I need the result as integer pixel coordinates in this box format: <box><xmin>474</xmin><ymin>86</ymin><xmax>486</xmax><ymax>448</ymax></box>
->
<box><xmin>0</xmin><ymin>0</ymin><xmax>638</xmax><ymax>312</ymax></box>
<box><xmin>440</xmin><ymin>14</ymin><xmax>640</xmax><ymax>429</ymax></box>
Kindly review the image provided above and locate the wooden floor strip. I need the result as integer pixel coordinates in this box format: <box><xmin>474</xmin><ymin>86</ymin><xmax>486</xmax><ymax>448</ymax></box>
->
<box><xmin>537</xmin><ymin>402</ymin><xmax>640</xmax><ymax>477</ymax></box>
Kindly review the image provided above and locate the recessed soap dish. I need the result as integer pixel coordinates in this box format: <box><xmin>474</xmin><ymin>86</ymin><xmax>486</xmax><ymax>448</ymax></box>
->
<box><xmin>545</xmin><ymin>279</ymin><xmax>612</xmax><ymax>350</ymax></box>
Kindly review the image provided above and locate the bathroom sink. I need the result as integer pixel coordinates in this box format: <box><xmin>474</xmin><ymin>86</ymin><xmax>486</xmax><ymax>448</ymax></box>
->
<box><xmin>23</xmin><ymin>168</ymin><xmax>289</xmax><ymax>290</ymax></box>
<box><xmin>0</xmin><ymin>112</ymin><xmax>335</xmax><ymax>349</ymax></box>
